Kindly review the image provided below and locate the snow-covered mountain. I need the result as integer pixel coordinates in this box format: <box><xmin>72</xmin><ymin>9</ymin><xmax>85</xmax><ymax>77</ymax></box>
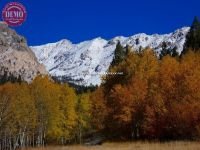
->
<box><xmin>31</xmin><ymin>27</ymin><xmax>190</xmax><ymax>86</ymax></box>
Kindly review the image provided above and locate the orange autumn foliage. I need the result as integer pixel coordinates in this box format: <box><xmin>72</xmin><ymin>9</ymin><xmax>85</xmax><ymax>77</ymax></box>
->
<box><xmin>96</xmin><ymin>49</ymin><xmax>200</xmax><ymax>140</ymax></box>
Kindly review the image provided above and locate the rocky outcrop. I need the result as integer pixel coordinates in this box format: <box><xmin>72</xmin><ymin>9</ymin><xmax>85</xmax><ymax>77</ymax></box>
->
<box><xmin>0</xmin><ymin>21</ymin><xmax>47</xmax><ymax>82</ymax></box>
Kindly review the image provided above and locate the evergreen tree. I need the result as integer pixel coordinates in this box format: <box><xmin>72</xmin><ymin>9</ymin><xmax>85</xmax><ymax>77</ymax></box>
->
<box><xmin>125</xmin><ymin>45</ymin><xmax>132</xmax><ymax>55</ymax></box>
<box><xmin>0</xmin><ymin>67</ymin><xmax>23</xmax><ymax>84</ymax></box>
<box><xmin>160</xmin><ymin>42</ymin><xmax>178</xmax><ymax>59</ymax></box>
<box><xmin>17</xmin><ymin>75</ymin><xmax>22</xmax><ymax>83</ymax></box>
<box><xmin>111</xmin><ymin>41</ymin><xmax>126</xmax><ymax>66</ymax></box>
<box><xmin>183</xmin><ymin>16</ymin><xmax>200</xmax><ymax>54</ymax></box>
<box><xmin>171</xmin><ymin>46</ymin><xmax>179</xmax><ymax>57</ymax></box>
<box><xmin>0</xmin><ymin>67</ymin><xmax>8</xmax><ymax>84</ymax></box>
<box><xmin>160</xmin><ymin>42</ymin><xmax>169</xmax><ymax>58</ymax></box>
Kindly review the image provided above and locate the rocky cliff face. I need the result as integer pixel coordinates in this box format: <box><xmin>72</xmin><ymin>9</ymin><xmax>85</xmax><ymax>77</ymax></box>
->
<box><xmin>0</xmin><ymin>21</ymin><xmax>47</xmax><ymax>82</ymax></box>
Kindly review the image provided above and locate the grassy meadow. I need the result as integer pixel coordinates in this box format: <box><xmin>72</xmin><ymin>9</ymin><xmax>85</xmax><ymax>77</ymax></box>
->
<box><xmin>27</xmin><ymin>142</ymin><xmax>200</xmax><ymax>150</ymax></box>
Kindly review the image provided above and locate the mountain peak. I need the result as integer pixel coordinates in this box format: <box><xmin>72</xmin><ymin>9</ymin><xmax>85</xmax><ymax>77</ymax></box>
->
<box><xmin>57</xmin><ymin>39</ymin><xmax>72</xmax><ymax>45</ymax></box>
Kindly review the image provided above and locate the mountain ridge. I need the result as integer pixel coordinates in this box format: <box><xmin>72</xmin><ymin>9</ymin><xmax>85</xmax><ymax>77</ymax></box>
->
<box><xmin>31</xmin><ymin>27</ymin><xmax>190</xmax><ymax>86</ymax></box>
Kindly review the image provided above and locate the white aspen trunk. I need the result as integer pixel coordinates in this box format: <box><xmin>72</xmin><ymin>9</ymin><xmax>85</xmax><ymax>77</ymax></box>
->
<box><xmin>20</xmin><ymin>126</ymin><xmax>27</xmax><ymax>147</ymax></box>
<box><xmin>5</xmin><ymin>131</ymin><xmax>7</xmax><ymax>150</ymax></box>
<box><xmin>79</xmin><ymin>124</ymin><xmax>82</xmax><ymax>144</ymax></box>
<box><xmin>9</xmin><ymin>133</ymin><xmax>12</xmax><ymax>150</ymax></box>
<box><xmin>42</xmin><ymin>132</ymin><xmax>45</xmax><ymax>147</ymax></box>
<box><xmin>14</xmin><ymin>133</ymin><xmax>20</xmax><ymax>150</ymax></box>
<box><xmin>32</xmin><ymin>133</ymin><xmax>34</xmax><ymax>147</ymax></box>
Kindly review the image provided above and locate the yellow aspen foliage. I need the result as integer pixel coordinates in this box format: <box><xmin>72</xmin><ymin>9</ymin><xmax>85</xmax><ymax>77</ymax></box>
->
<box><xmin>59</xmin><ymin>84</ymin><xmax>77</xmax><ymax>139</ymax></box>
<box><xmin>75</xmin><ymin>92</ymin><xmax>92</xmax><ymax>144</ymax></box>
<box><xmin>0</xmin><ymin>83</ymin><xmax>18</xmax><ymax>133</ymax></box>
<box><xmin>10</xmin><ymin>83</ymin><xmax>37</xmax><ymax>136</ymax></box>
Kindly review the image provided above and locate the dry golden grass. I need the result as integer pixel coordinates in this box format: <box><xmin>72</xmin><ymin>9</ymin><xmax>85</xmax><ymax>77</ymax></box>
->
<box><xmin>27</xmin><ymin>141</ymin><xmax>200</xmax><ymax>150</ymax></box>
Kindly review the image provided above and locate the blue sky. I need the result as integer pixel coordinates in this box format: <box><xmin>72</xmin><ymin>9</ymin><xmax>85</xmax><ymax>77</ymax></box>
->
<box><xmin>0</xmin><ymin>0</ymin><xmax>199</xmax><ymax>45</ymax></box>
